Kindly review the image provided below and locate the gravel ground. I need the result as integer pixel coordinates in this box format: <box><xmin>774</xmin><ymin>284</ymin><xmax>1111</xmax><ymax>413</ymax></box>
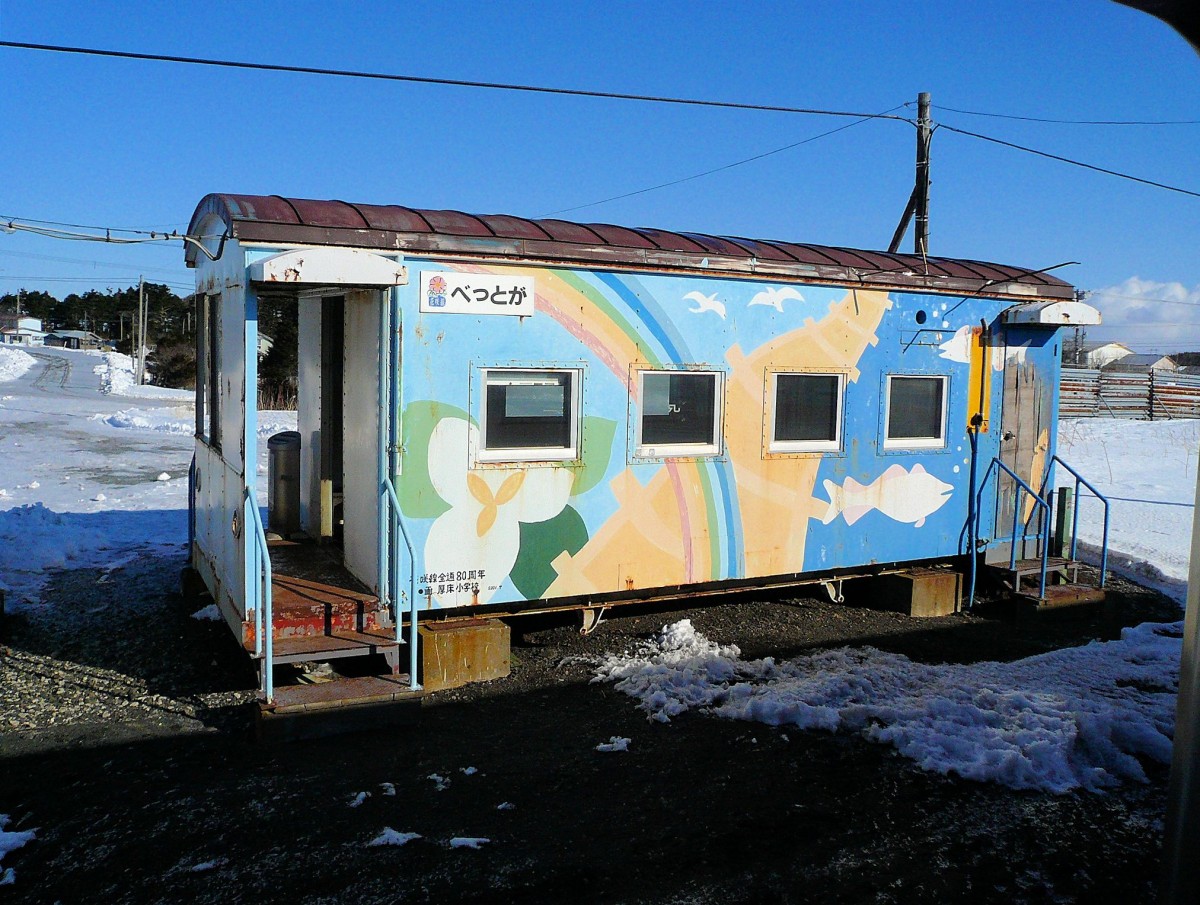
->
<box><xmin>0</xmin><ymin>550</ymin><xmax>1183</xmax><ymax>904</ymax></box>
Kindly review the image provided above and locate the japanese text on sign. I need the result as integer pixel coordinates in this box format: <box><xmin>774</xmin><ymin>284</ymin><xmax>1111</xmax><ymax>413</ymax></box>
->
<box><xmin>420</xmin><ymin>271</ymin><xmax>536</xmax><ymax>316</ymax></box>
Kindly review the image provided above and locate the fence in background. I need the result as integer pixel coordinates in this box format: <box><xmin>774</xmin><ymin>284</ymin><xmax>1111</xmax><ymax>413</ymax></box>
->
<box><xmin>1061</xmin><ymin>368</ymin><xmax>1200</xmax><ymax>419</ymax></box>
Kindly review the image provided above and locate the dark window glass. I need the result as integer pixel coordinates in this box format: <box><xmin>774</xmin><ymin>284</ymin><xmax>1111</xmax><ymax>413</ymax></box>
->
<box><xmin>641</xmin><ymin>372</ymin><xmax>717</xmax><ymax>446</ymax></box>
<box><xmin>484</xmin><ymin>371</ymin><xmax>572</xmax><ymax>450</ymax></box>
<box><xmin>888</xmin><ymin>377</ymin><xmax>944</xmax><ymax>440</ymax></box>
<box><xmin>775</xmin><ymin>374</ymin><xmax>839</xmax><ymax>443</ymax></box>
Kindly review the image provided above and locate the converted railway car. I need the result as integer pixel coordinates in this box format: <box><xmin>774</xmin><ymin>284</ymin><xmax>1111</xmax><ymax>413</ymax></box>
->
<box><xmin>183</xmin><ymin>194</ymin><xmax>1104</xmax><ymax>706</ymax></box>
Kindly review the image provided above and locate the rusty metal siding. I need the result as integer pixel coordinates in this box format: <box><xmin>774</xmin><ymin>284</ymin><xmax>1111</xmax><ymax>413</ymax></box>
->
<box><xmin>1059</xmin><ymin>368</ymin><xmax>1200</xmax><ymax>419</ymax></box>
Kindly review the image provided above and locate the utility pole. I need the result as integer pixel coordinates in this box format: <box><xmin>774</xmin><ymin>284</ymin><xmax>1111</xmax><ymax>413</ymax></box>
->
<box><xmin>887</xmin><ymin>91</ymin><xmax>933</xmax><ymax>256</ymax></box>
<box><xmin>136</xmin><ymin>276</ymin><xmax>146</xmax><ymax>385</ymax></box>
<box><xmin>914</xmin><ymin>91</ymin><xmax>931</xmax><ymax>256</ymax></box>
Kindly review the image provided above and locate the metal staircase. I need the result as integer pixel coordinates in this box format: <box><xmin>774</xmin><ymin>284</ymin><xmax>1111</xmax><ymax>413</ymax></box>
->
<box><xmin>974</xmin><ymin>454</ymin><xmax>1110</xmax><ymax>609</ymax></box>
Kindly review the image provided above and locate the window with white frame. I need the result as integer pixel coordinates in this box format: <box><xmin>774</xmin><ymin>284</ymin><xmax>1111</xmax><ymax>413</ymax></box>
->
<box><xmin>637</xmin><ymin>370</ymin><xmax>723</xmax><ymax>457</ymax></box>
<box><xmin>884</xmin><ymin>375</ymin><xmax>947</xmax><ymax>448</ymax></box>
<box><xmin>479</xmin><ymin>369</ymin><xmax>579</xmax><ymax>461</ymax></box>
<box><xmin>770</xmin><ymin>372</ymin><xmax>843</xmax><ymax>452</ymax></box>
<box><xmin>195</xmin><ymin>293</ymin><xmax>221</xmax><ymax>450</ymax></box>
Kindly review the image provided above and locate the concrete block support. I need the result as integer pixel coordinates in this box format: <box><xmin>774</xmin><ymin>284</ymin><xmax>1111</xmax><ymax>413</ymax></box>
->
<box><xmin>880</xmin><ymin>567</ymin><xmax>962</xmax><ymax>618</ymax></box>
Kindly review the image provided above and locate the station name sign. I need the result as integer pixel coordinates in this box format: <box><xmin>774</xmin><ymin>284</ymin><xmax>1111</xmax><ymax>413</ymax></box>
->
<box><xmin>420</xmin><ymin>271</ymin><xmax>536</xmax><ymax>316</ymax></box>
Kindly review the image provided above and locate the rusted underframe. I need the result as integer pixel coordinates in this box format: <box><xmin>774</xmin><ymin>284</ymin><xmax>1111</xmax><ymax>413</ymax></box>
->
<box><xmin>415</xmin><ymin>557</ymin><xmax>970</xmax><ymax>627</ymax></box>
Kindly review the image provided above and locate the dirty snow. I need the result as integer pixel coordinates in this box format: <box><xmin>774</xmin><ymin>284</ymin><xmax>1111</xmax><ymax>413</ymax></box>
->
<box><xmin>368</xmin><ymin>829</ymin><xmax>422</xmax><ymax>847</ymax></box>
<box><xmin>348</xmin><ymin>792</ymin><xmax>370</xmax><ymax>808</ymax></box>
<box><xmin>595</xmin><ymin>618</ymin><xmax>1181</xmax><ymax>794</ymax></box>
<box><xmin>379</xmin><ymin>782</ymin><xmax>396</xmax><ymax>797</ymax></box>
<box><xmin>595</xmin><ymin>736</ymin><xmax>631</xmax><ymax>752</ymax></box>
<box><xmin>449</xmin><ymin>837</ymin><xmax>490</xmax><ymax>849</ymax></box>
<box><xmin>191</xmin><ymin>603</ymin><xmax>221</xmax><ymax>621</ymax></box>
<box><xmin>0</xmin><ymin>815</ymin><xmax>37</xmax><ymax>886</ymax></box>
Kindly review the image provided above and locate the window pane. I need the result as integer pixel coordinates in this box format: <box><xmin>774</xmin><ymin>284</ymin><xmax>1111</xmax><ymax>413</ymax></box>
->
<box><xmin>888</xmin><ymin>377</ymin><xmax>943</xmax><ymax>440</ymax></box>
<box><xmin>775</xmin><ymin>374</ymin><xmax>839</xmax><ymax>443</ymax></box>
<box><xmin>641</xmin><ymin>373</ymin><xmax>716</xmax><ymax>446</ymax></box>
<box><xmin>485</xmin><ymin>371</ymin><xmax>572</xmax><ymax>449</ymax></box>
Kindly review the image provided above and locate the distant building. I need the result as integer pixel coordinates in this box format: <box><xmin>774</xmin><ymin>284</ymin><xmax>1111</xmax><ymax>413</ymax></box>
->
<box><xmin>44</xmin><ymin>330</ymin><xmax>106</xmax><ymax>350</ymax></box>
<box><xmin>0</xmin><ymin>314</ymin><xmax>46</xmax><ymax>346</ymax></box>
<box><xmin>1064</xmin><ymin>339</ymin><xmax>1132</xmax><ymax>369</ymax></box>
<box><xmin>1101</xmin><ymin>353</ymin><xmax>1178</xmax><ymax>373</ymax></box>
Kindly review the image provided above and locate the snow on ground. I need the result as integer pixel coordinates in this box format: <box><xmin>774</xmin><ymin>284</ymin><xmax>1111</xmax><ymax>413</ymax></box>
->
<box><xmin>368</xmin><ymin>829</ymin><xmax>421</xmax><ymax>847</ymax></box>
<box><xmin>2</xmin><ymin>346</ymin><xmax>1196</xmax><ymax>798</ymax></box>
<box><xmin>0</xmin><ymin>346</ymin><xmax>36</xmax><ymax>383</ymax></box>
<box><xmin>0</xmin><ymin>347</ymin><xmax>294</xmax><ymax>610</ymax></box>
<box><xmin>0</xmin><ymin>814</ymin><xmax>37</xmax><ymax>886</ymax></box>
<box><xmin>595</xmin><ymin>618</ymin><xmax>1181</xmax><ymax>794</ymax></box>
<box><xmin>1057</xmin><ymin>418</ymin><xmax>1197</xmax><ymax>601</ymax></box>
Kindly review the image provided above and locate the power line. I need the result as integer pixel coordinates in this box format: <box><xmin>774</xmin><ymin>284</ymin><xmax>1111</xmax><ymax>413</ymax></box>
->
<box><xmin>0</xmin><ymin>248</ymin><xmax>185</xmax><ymax>275</ymax></box>
<box><xmin>936</xmin><ymin>104</ymin><xmax>1200</xmax><ymax>126</ymax></box>
<box><xmin>938</xmin><ymin>123</ymin><xmax>1200</xmax><ymax>199</ymax></box>
<box><xmin>548</xmin><ymin>105</ymin><xmax>906</xmax><ymax>216</ymax></box>
<box><xmin>0</xmin><ymin>40</ymin><xmax>914</xmax><ymax>124</ymax></box>
<box><xmin>1088</xmin><ymin>290</ymin><xmax>1200</xmax><ymax>308</ymax></box>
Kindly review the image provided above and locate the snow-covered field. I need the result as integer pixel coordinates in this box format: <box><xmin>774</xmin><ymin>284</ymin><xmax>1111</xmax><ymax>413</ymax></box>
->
<box><xmin>0</xmin><ymin>345</ymin><xmax>293</xmax><ymax>610</ymax></box>
<box><xmin>1</xmin><ymin>343</ymin><xmax>1196</xmax><ymax>798</ymax></box>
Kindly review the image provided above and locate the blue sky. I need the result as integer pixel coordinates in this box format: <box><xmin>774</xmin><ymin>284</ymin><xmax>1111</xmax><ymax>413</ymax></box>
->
<box><xmin>2</xmin><ymin>0</ymin><xmax>1198</xmax><ymax>350</ymax></box>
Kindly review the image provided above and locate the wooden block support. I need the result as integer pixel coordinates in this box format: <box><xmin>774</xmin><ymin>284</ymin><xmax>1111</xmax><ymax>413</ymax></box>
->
<box><xmin>880</xmin><ymin>568</ymin><xmax>962</xmax><ymax>618</ymax></box>
<box><xmin>419</xmin><ymin>619</ymin><xmax>511</xmax><ymax>692</ymax></box>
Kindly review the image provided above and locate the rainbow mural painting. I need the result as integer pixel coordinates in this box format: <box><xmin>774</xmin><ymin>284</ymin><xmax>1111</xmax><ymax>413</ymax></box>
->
<box><xmin>394</xmin><ymin>260</ymin><xmax>1051</xmax><ymax>611</ymax></box>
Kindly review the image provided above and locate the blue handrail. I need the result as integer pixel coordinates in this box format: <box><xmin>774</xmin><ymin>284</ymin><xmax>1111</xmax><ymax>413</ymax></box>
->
<box><xmin>978</xmin><ymin>458</ymin><xmax>1052</xmax><ymax>598</ymax></box>
<box><xmin>245</xmin><ymin>487</ymin><xmax>273</xmax><ymax>702</ymax></box>
<box><xmin>1050</xmin><ymin>455</ymin><xmax>1111</xmax><ymax>588</ymax></box>
<box><xmin>382</xmin><ymin>477</ymin><xmax>421</xmax><ymax>691</ymax></box>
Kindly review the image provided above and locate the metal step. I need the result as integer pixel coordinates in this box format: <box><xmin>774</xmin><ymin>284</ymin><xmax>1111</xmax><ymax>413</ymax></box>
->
<box><xmin>1014</xmin><ymin>583</ymin><xmax>1107</xmax><ymax>609</ymax></box>
<box><xmin>267</xmin><ymin>629</ymin><xmax>403</xmax><ymax>670</ymax></box>
<box><xmin>991</xmin><ymin>557</ymin><xmax>1082</xmax><ymax>594</ymax></box>
<box><xmin>257</xmin><ymin>675</ymin><xmax>422</xmax><ymax>741</ymax></box>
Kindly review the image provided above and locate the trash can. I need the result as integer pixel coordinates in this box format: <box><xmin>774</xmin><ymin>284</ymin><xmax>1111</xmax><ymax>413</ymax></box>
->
<box><xmin>268</xmin><ymin>431</ymin><xmax>302</xmax><ymax>537</ymax></box>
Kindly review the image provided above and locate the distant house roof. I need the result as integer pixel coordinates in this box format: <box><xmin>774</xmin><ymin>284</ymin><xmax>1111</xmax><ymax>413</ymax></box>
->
<box><xmin>186</xmin><ymin>193</ymin><xmax>1077</xmax><ymax>301</ymax></box>
<box><xmin>48</xmin><ymin>330</ymin><xmax>103</xmax><ymax>341</ymax></box>
<box><xmin>1077</xmin><ymin>339</ymin><xmax>1130</xmax><ymax>352</ymax></box>
<box><xmin>1102</xmin><ymin>353</ymin><xmax>1177</xmax><ymax>371</ymax></box>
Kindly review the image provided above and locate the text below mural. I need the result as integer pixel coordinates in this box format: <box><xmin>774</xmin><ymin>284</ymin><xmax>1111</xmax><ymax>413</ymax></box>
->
<box><xmin>421</xmin><ymin>271</ymin><xmax>536</xmax><ymax>316</ymax></box>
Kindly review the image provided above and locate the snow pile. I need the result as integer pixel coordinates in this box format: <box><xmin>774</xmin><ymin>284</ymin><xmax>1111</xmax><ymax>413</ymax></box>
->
<box><xmin>0</xmin><ymin>503</ymin><xmax>110</xmax><ymax>605</ymax></box>
<box><xmin>0</xmin><ymin>815</ymin><xmax>37</xmax><ymax>886</ymax></box>
<box><xmin>595</xmin><ymin>619</ymin><xmax>1181</xmax><ymax>794</ymax></box>
<box><xmin>0</xmin><ymin>346</ymin><xmax>36</xmax><ymax>383</ymax></box>
<box><xmin>93</xmin><ymin>352</ymin><xmax>191</xmax><ymax>400</ymax></box>
<box><xmin>348</xmin><ymin>792</ymin><xmax>370</xmax><ymax>808</ymax></box>
<box><xmin>96</xmin><ymin>407</ymin><xmax>194</xmax><ymax>433</ymax></box>
<box><xmin>1057</xmin><ymin>418</ymin><xmax>1197</xmax><ymax>599</ymax></box>
<box><xmin>368</xmin><ymin>828</ymin><xmax>421</xmax><ymax>847</ymax></box>
<box><xmin>191</xmin><ymin>604</ymin><xmax>221</xmax><ymax>621</ymax></box>
<box><xmin>595</xmin><ymin>736</ymin><xmax>631</xmax><ymax>752</ymax></box>
<box><xmin>449</xmin><ymin>837</ymin><xmax>489</xmax><ymax>849</ymax></box>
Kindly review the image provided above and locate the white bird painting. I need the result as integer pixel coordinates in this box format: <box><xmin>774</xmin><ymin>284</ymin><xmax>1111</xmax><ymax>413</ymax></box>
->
<box><xmin>683</xmin><ymin>291</ymin><xmax>726</xmax><ymax>319</ymax></box>
<box><xmin>748</xmin><ymin>286</ymin><xmax>805</xmax><ymax>312</ymax></box>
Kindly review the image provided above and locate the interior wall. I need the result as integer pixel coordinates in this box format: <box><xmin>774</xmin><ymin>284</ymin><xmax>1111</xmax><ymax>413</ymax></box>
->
<box><xmin>342</xmin><ymin>290</ymin><xmax>381</xmax><ymax>591</ymax></box>
<box><xmin>297</xmin><ymin>297</ymin><xmax>322</xmax><ymax>535</ymax></box>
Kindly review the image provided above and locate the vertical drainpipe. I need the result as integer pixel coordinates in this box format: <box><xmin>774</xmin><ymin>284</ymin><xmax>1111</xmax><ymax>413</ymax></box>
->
<box><xmin>243</xmin><ymin>284</ymin><xmax>260</xmax><ymax>644</ymax></box>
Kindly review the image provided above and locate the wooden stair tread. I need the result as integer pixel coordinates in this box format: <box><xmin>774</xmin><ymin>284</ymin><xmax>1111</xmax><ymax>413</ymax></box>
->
<box><xmin>1017</xmin><ymin>584</ymin><xmax>1106</xmax><ymax>608</ymax></box>
<box><xmin>270</xmin><ymin>629</ymin><xmax>401</xmax><ymax>662</ymax></box>
<box><xmin>265</xmin><ymin>675</ymin><xmax>421</xmax><ymax>713</ymax></box>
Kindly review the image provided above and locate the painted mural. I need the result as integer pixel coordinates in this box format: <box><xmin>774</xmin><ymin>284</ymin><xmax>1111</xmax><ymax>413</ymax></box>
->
<box><xmin>394</xmin><ymin>261</ymin><xmax>1055</xmax><ymax>610</ymax></box>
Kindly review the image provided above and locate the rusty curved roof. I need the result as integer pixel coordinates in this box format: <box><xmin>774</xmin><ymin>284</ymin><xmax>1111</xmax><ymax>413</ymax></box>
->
<box><xmin>186</xmin><ymin>193</ymin><xmax>1075</xmax><ymax>300</ymax></box>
